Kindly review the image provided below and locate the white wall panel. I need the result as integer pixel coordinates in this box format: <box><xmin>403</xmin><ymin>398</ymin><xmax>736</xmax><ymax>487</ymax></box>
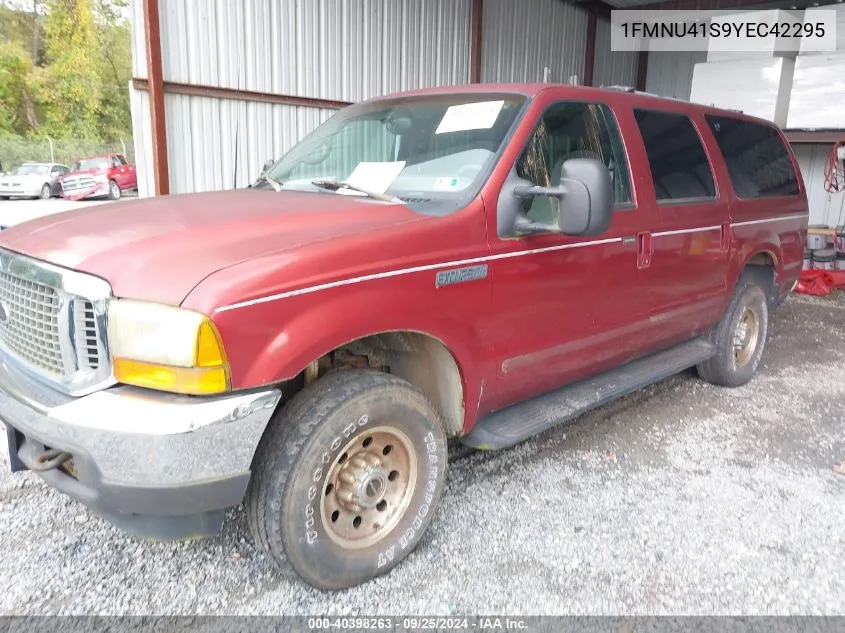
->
<box><xmin>645</xmin><ymin>49</ymin><xmax>707</xmax><ymax>101</ymax></box>
<box><xmin>129</xmin><ymin>85</ymin><xmax>154</xmax><ymax>197</ymax></box>
<box><xmin>594</xmin><ymin>18</ymin><xmax>638</xmax><ymax>89</ymax></box>
<box><xmin>480</xmin><ymin>0</ymin><xmax>588</xmax><ymax>84</ymax></box>
<box><xmin>131</xmin><ymin>0</ymin><xmax>147</xmax><ymax>78</ymax></box>
<box><xmin>794</xmin><ymin>144</ymin><xmax>845</xmax><ymax>228</ymax></box>
<box><xmin>158</xmin><ymin>0</ymin><xmax>472</xmax><ymax>100</ymax></box>
<box><xmin>164</xmin><ymin>94</ymin><xmax>336</xmax><ymax>194</ymax></box>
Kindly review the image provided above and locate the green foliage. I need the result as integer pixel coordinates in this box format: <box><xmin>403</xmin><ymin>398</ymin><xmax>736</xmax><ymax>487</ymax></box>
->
<box><xmin>0</xmin><ymin>40</ymin><xmax>33</xmax><ymax>135</ymax></box>
<box><xmin>0</xmin><ymin>0</ymin><xmax>132</xmax><ymax>150</ymax></box>
<box><xmin>42</xmin><ymin>0</ymin><xmax>102</xmax><ymax>139</ymax></box>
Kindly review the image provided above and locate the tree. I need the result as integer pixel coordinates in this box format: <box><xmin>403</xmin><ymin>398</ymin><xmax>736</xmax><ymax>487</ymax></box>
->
<box><xmin>0</xmin><ymin>41</ymin><xmax>34</xmax><ymax>135</ymax></box>
<box><xmin>92</xmin><ymin>0</ymin><xmax>131</xmax><ymax>139</ymax></box>
<box><xmin>0</xmin><ymin>0</ymin><xmax>132</xmax><ymax>145</ymax></box>
<box><xmin>41</xmin><ymin>0</ymin><xmax>102</xmax><ymax>139</ymax></box>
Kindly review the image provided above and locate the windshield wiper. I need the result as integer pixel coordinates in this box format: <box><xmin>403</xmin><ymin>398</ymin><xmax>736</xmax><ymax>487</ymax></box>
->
<box><xmin>256</xmin><ymin>174</ymin><xmax>283</xmax><ymax>191</ymax></box>
<box><xmin>311</xmin><ymin>179</ymin><xmax>401</xmax><ymax>203</ymax></box>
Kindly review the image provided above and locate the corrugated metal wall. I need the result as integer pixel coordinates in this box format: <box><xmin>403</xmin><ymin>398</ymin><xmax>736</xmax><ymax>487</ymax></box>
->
<box><xmin>480</xmin><ymin>0</ymin><xmax>588</xmax><ymax>84</ymax></box>
<box><xmin>158</xmin><ymin>0</ymin><xmax>471</xmax><ymax>102</ymax></box>
<box><xmin>593</xmin><ymin>18</ymin><xmax>638</xmax><ymax>89</ymax></box>
<box><xmin>131</xmin><ymin>0</ymin><xmax>606</xmax><ymax>196</ymax></box>
<box><xmin>131</xmin><ymin>0</ymin><xmax>473</xmax><ymax>195</ymax></box>
<box><xmin>165</xmin><ymin>95</ymin><xmax>337</xmax><ymax>195</ymax></box>
<box><xmin>793</xmin><ymin>144</ymin><xmax>845</xmax><ymax>228</ymax></box>
<box><xmin>645</xmin><ymin>50</ymin><xmax>707</xmax><ymax>101</ymax></box>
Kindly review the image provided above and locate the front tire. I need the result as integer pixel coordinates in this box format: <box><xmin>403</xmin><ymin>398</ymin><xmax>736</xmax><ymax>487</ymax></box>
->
<box><xmin>697</xmin><ymin>276</ymin><xmax>769</xmax><ymax>387</ymax></box>
<box><xmin>247</xmin><ymin>370</ymin><xmax>448</xmax><ymax>590</ymax></box>
<box><xmin>40</xmin><ymin>184</ymin><xmax>51</xmax><ymax>199</ymax></box>
<box><xmin>108</xmin><ymin>179</ymin><xmax>121</xmax><ymax>200</ymax></box>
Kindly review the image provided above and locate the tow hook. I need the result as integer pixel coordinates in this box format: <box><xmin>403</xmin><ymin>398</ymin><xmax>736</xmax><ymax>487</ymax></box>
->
<box><xmin>30</xmin><ymin>448</ymin><xmax>73</xmax><ymax>472</ymax></box>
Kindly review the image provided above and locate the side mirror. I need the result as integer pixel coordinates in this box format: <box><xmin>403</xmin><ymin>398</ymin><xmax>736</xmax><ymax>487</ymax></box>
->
<box><xmin>505</xmin><ymin>158</ymin><xmax>613</xmax><ymax>237</ymax></box>
<box><xmin>261</xmin><ymin>158</ymin><xmax>275</xmax><ymax>176</ymax></box>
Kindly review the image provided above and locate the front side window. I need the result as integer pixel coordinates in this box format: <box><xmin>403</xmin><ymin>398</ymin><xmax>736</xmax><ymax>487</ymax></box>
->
<box><xmin>705</xmin><ymin>115</ymin><xmax>799</xmax><ymax>198</ymax></box>
<box><xmin>15</xmin><ymin>164</ymin><xmax>49</xmax><ymax>176</ymax></box>
<box><xmin>516</xmin><ymin>101</ymin><xmax>632</xmax><ymax>227</ymax></box>
<box><xmin>634</xmin><ymin>109</ymin><xmax>716</xmax><ymax>203</ymax></box>
<box><xmin>266</xmin><ymin>94</ymin><xmax>527</xmax><ymax>215</ymax></box>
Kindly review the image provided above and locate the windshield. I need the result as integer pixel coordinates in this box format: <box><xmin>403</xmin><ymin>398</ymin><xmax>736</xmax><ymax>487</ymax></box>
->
<box><xmin>14</xmin><ymin>164</ymin><xmax>49</xmax><ymax>176</ymax></box>
<box><xmin>74</xmin><ymin>157</ymin><xmax>109</xmax><ymax>171</ymax></box>
<box><xmin>265</xmin><ymin>93</ymin><xmax>527</xmax><ymax>213</ymax></box>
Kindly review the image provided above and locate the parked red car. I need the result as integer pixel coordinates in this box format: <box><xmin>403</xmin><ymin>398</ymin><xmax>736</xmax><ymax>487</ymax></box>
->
<box><xmin>60</xmin><ymin>153</ymin><xmax>137</xmax><ymax>200</ymax></box>
<box><xmin>0</xmin><ymin>83</ymin><xmax>808</xmax><ymax>590</ymax></box>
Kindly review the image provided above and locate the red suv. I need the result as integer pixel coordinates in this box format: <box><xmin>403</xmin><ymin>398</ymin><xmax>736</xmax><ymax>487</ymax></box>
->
<box><xmin>0</xmin><ymin>84</ymin><xmax>807</xmax><ymax>589</ymax></box>
<box><xmin>60</xmin><ymin>153</ymin><xmax>137</xmax><ymax>200</ymax></box>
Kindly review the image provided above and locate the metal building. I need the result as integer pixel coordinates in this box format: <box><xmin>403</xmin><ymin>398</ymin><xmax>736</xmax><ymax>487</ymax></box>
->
<box><xmin>130</xmin><ymin>0</ymin><xmax>845</xmax><ymax>228</ymax></box>
<box><xmin>129</xmin><ymin>0</ymin><xmax>642</xmax><ymax>197</ymax></box>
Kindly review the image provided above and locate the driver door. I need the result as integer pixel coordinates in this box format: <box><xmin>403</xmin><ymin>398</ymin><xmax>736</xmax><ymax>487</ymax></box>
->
<box><xmin>487</xmin><ymin>99</ymin><xmax>655</xmax><ymax>411</ymax></box>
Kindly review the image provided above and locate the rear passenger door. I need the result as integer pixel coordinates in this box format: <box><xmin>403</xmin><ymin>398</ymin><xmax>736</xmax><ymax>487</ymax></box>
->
<box><xmin>632</xmin><ymin>108</ymin><xmax>731</xmax><ymax>349</ymax></box>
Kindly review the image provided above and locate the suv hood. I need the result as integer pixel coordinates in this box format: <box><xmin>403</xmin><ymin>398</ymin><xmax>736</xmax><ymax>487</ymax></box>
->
<box><xmin>0</xmin><ymin>189</ymin><xmax>420</xmax><ymax>305</ymax></box>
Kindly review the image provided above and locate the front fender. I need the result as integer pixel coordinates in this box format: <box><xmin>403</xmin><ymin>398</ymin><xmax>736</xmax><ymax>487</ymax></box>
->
<box><xmin>206</xmin><ymin>274</ymin><xmax>496</xmax><ymax>433</ymax></box>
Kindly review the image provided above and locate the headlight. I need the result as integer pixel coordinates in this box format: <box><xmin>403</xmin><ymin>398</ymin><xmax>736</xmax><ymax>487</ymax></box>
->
<box><xmin>107</xmin><ymin>300</ymin><xmax>230</xmax><ymax>395</ymax></box>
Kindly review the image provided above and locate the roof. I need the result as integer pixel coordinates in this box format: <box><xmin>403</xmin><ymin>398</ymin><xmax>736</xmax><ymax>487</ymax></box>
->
<box><xmin>374</xmin><ymin>82</ymin><xmax>782</xmax><ymax>130</ymax></box>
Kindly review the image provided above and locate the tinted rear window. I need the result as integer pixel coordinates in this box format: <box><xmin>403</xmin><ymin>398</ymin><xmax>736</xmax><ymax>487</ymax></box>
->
<box><xmin>705</xmin><ymin>115</ymin><xmax>799</xmax><ymax>198</ymax></box>
<box><xmin>634</xmin><ymin>109</ymin><xmax>716</xmax><ymax>202</ymax></box>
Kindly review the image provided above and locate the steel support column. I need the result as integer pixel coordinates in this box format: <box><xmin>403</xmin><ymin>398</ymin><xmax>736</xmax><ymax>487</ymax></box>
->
<box><xmin>143</xmin><ymin>0</ymin><xmax>169</xmax><ymax>196</ymax></box>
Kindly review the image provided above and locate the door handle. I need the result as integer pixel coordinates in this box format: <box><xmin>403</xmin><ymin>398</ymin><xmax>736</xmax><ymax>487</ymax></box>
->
<box><xmin>637</xmin><ymin>231</ymin><xmax>653</xmax><ymax>269</ymax></box>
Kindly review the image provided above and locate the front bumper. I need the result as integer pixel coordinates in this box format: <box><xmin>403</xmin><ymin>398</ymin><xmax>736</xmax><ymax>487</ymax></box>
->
<box><xmin>0</xmin><ymin>185</ymin><xmax>41</xmax><ymax>197</ymax></box>
<box><xmin>61</xmin><ymin>181</ymin><xmax>109</xmax><ymax>199</ymax></box>
<box><xmin>0</xmin><ymin>357</ymin><xmax>281</xmax><ymax>538</ymax></box>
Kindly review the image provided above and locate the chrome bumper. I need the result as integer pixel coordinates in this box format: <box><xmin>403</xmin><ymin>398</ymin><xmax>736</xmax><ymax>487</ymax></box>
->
<box><xmin>0</xmin><ymin>186</ymin><xmax>40</xmax><ymax>197</ymax></box>
<box><xmin>0</xmin><ymin>356</ymin><xmax>281</xmax><ymax>537</ymax></box>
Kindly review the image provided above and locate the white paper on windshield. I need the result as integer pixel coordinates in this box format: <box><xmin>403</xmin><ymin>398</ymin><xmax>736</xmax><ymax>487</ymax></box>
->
<box><xmin>435</xmin><ymin>100</ymin><xmax>504</xmax><ymax>135</ymax></box>
<box><xmin>345</xmin><ymin>161</ymin><xmax>406</xmax><ymax>194</ymax></box>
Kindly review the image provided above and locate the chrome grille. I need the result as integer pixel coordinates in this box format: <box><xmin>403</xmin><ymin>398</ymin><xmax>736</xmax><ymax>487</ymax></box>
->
<box><xmin>0</xmin><ymin>272</ymin><xmax>64</xmax><ymax>376</ymax></box>
<box><xmin>0</xmin><ymin>249</ymin><xmax>113</xmax><ymax>395</ymax></box>
<box><xmin>61</xmin><ymin>176</ymin><xmax>96</xmax><ymax>192</ymax></box>
<box><xmin>73</xmin><ymin>300</ymin><xmax>100</xmax><ymax>370</ymax></box>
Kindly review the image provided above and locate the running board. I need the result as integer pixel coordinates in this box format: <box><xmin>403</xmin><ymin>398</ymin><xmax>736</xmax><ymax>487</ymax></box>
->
<box><xmin>462</xmin><ymin>338</ymin><xmax>715</xmax><ymax>450</ymax></box>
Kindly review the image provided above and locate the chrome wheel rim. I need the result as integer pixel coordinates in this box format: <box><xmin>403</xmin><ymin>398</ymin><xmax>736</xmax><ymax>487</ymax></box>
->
<box><xmin>110</xmin><ymin>182</ymin><xmax>120</xmax><ymax>198</ymax></box>
<box><xmin>320</xmin><ymin>425</ymin><xmax>417</xmax><ymax>549</ymax></box>
<box><xmin>41</xmin><ymin>185</ymin><xmax>50</xmax><ymax>199</ymax></box>
<box><xmin>733</xmin><ymin>307</ymin><xmax>760</xmax><ymax>366</ymax></box>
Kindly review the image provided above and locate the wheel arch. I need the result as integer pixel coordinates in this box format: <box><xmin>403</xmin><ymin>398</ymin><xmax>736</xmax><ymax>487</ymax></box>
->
<box><xmin>272</xmin><ymin>330</ymin><xmax>468</xmax><ymax>438</ymax></box>
<box><xmin>740</xmin><ymin>249</ymin><xmax>779</xmax><ymax>305</ymax></box>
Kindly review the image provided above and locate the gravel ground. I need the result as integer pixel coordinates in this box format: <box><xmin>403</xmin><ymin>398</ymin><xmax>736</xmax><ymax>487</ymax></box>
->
<box><xmin>0</xmin><ymin>293</ymin><xmax>844</xmax><ymax>616</ymax></box>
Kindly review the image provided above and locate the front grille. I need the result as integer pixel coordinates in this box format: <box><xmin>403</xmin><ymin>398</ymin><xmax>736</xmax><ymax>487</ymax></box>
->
<box><xmin>73</xmin><ymin>300</ymin><xmax>100</xmax><ymax>370</ymax></box>
<box><xmin>0</xmin><ymin>272</ymin><xmax>64</xmax><ymax>376</ymax></box>
<box><xmin>61</xmin><ymin>176</ymin><xmax>96</xmax><ymax>192</ymax></box>
<box><xmin>0</xmin><ymin>262</ymin><xmax>109</xmax><ymax>393</ymax></box>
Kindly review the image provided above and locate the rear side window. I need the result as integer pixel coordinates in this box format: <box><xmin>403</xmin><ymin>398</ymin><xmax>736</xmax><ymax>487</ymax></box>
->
<box><xmin>634</xmin><ymin>109</ymin><xmax>716</xmax><ymax>203</ymax></box>
<box><xmin>705</xmin><ymin>115</ymin><xmax>799</xmax><ymax>198</ymax></box>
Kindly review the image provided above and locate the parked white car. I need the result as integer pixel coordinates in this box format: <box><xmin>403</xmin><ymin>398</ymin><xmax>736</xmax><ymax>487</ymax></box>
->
<box><xmin>0</xmin><ymin>163</ymin><xmax>70</xmax><ymax>200</ymax></box>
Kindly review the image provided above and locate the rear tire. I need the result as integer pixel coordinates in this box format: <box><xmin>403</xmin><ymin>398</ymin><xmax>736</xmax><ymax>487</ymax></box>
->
<box><xmin>108</xmin><ymin>179</ymin><xmax>121</xmax><ymax>200</ymax></box>
<box><xmin>697</xmin><ymin>277</ymin><xmax>769</xmax><ymax>387</ymax></box>
<box><xmin>246</xmin><ymin>369</ymin><xmax>448</xmax><ymax>590</ymax></box>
